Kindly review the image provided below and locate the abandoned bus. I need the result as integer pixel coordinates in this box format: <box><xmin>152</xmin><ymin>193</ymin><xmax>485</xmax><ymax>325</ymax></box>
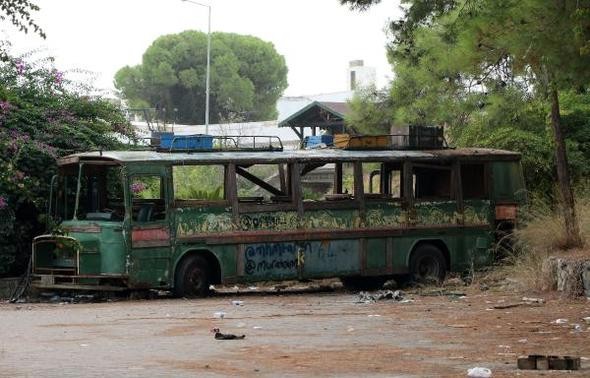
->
<box><xmin>31</xmin><ymin>138</ymin><xmax>525</xmax><ymax>296</ymax></box>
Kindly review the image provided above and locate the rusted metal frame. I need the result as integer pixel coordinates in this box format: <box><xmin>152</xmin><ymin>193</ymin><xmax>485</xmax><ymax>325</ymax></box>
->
<box><xmin>403</xmin><ymin>160</ymin><xmax>414</xmax><ymax>212</ymax></box>
<box><xmin>334</xmin><ymin>162</ymin><xmax>343</xmax><ymax>194</ymax></box>
<box><xmin>354</xmin><ymin>161</ymin><xmax>367</xmax><ymax>272</ymax></box>
<box><xmin>73</xmin><ymin>162</ymin><xmax>84</xmax><ymax>220</ymax></box>
<box><xmin>181</xmin><ymin>223</ymin><xmax>491</xmax><ymax>245</ymax></box>
<box><xmin>292</xmin><ymin>162</ymin><xmax>304</xmax><ymax>217</ymax></box>
<box><xmin>226</xmin><ymin>163</ymin><xmax>240</xmax><ymax>221</ymax></box>
<box><xmin>453</xmin><ymin>161</ymin><xmax>464</xmax><ymax>226</ymax></box>
<box><xmin>278</xmin><ymin>163</ymin><xmax>287</xmax><ymax>193</ymax></box>
<box><xmin>235</xmin><ymin>166</ymin><xmax>285</xmax><ymax>197</ymax></box>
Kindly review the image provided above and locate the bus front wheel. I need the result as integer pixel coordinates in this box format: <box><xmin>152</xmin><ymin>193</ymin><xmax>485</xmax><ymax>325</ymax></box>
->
<box><xmin>174</xmin><ymin>255</ymin><xmax>211</xmax><ymax>298</ymax></box>
<box><xmin>409</xmin><ymin>244</ymin><xmax>446</xmax><ymax>284</ymax></box>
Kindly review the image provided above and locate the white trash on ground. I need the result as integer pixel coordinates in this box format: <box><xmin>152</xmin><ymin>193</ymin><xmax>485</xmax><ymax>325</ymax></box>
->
<box><xmin>467</xmin><ymin>367</ymin><xmax>492</xmax><ymax>377</ymax></box>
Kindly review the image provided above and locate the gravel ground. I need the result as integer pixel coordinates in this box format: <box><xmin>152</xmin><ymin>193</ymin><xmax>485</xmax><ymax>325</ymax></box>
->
<box><xmin>0</xmin><ymin>286</ymin><xmax>589</xmax><ymax>377</ymax></box>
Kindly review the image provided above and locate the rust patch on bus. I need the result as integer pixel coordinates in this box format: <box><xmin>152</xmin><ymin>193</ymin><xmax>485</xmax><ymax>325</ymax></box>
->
<box><xmin>132</xmin><ymin>228</ymin><xmax>170</xmax><ymax>248</ymax></box>
<box><xmin>495</xmin><ymin>204</ymin><xmax>517</xmax><ymax>220</ymax></box>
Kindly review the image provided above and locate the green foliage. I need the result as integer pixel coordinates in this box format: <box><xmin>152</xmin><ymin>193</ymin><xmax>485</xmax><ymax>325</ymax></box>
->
<box><xmin>173</xmin><ymin>165</ymin><xmax>225</xmax><ymax>200</ymax></box>
<box><xmin>346</xmin><ymin>87</ymin><xmax>393</xmax><ymax>134</ymax></box>
<box><xmin>342</xmin><ymin>0</ymin><xmax>590</xmax><ymax>203</ymax></box>
<box><xmin>0</xmin><ymin>51</ymin><xmax>136</xmax><ymax>276</ymax></box>
<box><xmin>0</xmin><ymin>0</ymin><xmax>45</xmax><ymax>39</ymax></box>
<box><xmin>115</xmin><ymin>31</ymin><xmax>288</xmax><ymax>124</ymax></box>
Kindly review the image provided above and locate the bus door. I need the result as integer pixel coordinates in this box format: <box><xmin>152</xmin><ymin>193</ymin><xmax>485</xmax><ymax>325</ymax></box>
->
<box><xmin>127</xmin><ymin>167</ymin><xmax>172</xmax><ymax>288</ymax></box>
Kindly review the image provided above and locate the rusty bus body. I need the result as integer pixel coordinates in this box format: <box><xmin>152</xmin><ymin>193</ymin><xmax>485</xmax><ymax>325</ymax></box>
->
<box><xmin>31</xmin><ymin>147</ymin><xmax>525</xmax><ymax>296</ymax></box>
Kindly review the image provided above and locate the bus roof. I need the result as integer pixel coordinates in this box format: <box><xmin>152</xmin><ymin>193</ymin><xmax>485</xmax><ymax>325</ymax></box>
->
<box><xmin>57</xmin><ymin>147</ymin><xmax>520</xmax><ymax>166</ymax></box>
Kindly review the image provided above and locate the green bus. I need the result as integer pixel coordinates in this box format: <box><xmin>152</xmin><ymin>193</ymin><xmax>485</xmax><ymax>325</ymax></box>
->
<box><xmin>31</xmin><ymin>143</ymin><xmax>525</xmax><ymax>296</ymax></box>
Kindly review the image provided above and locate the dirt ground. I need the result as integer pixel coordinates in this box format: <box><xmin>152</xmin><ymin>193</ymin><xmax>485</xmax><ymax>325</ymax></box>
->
<box><xmin>1</xmin><ymin>283</ymin><xmax>589</xmax><ymax>377</ymax></box>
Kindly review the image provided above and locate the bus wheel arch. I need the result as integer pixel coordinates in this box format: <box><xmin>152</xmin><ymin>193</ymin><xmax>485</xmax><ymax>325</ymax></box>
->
<box><xmin>173</xmin><ymin>250</ymin><xmax>222</xmax><ymax>298</ymax></box>
<box><xmin>408</xmin><ymin>240</ymin><xmax>450</xmax><ymax>284</ymax></box>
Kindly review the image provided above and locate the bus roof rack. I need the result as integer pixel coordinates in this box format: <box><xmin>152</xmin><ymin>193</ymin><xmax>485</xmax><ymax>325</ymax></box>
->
<box><xmin>146</xmin><ymin>133</ymin><xmax>284</xmax><ymax>152</ymax></box>
<box><xmin>329</xmin><ymin>126</ymin><xmax>449</xmax><ymax>151</ymax></box>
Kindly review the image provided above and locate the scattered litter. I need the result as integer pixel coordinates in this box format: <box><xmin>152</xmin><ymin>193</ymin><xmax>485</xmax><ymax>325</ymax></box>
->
<box><xmin>247</xmin><ymin>286</ymin><xmax>258</xmax><ymax>290</ymax></box>
<box><xmin>231</xmin><ymin>300</ymin><xmax>244</xmax><ymax>306</ymax></box>
<box><xmin>79</xmin><ymin>344</ymin><xmax>89</xmax><ymax>347</ymax></box>
<box><xmin>213</xmin><ymin>311</ymin><xmax>226</xmax><ymax>319</ymax></box>
<box><xmin>466</xmin><ymin>367</ymin><xmax>492</xmax><ymax>377</ymax></box>
<box><xmin>232</xmin><ymin>285</ymin><xmax>239</xmax><ymax>290</ymax></box>
<box><xmin>347</xmin><ymin>326</ymin><xmax>355</xmax><ymax>332</ymax></box>
<box><xmin>252</xmin><ymin>326</ymin><xmax>263</xmax><ymax>330</ymax></box>
<box><xmin>212</xmin><ymin>328</ymin><xmax>245</xmax><ymax>340</ymax></box>
<box><xmin>358</xmin><ymin>290</ymin><xmax>405</xmax><ymax>303</ymax></box>
<box><xmin>572</xmin><ymin>323</ymin><xmax>583</xmax><ymax>332</ymax></box>
<box><xmin>583</xmin><ymin>316</ymin><xmax>590</xmax><ymax>325</ymax></box>
<box><xmin>552</xmin><ymin>318</ymin><xmax>568</xmax><ymax>324</ymax></box>
<box><xmin>518</xmin><ymin>339</ymin><xmax>528</xmax><ymax>343</ymax></box>
<box><xmin>400</xmin><ymin>299</ymin><xmax>414</xmax><ymax>304</ymax></box>
<box><xmin>420</xmin><ymin>290</ymin><xmax>466</xmax><ymax>297</ymax></box>
<box><xmin>367</xmin><ymin>314</ymin><xmax>382</xmax><ymax>317</ymax></box>
<box><xmin>209</xmin><ymin>285</ymin><xmax>216</xmax><ymax>291</ymax></box>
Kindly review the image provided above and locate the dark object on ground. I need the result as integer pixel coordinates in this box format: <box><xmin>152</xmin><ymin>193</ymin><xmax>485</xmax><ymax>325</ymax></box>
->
<box><xmin>212</xmin><ymin>328</ymin><xmax>245</xmax><ymax>340</ymax></box>
<box><xmin>517</xmin><ymin>355</ymin><xmax>580</xmax><ymax>370</ymax></box>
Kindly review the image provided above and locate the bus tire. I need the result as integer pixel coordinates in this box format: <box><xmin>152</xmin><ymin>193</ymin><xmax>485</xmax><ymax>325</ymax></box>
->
<box><xmin>409</xmin><ymin>244</ymin><xmax>446</xmax><ymax>284</ymax></box>
<box><xmin>174</xmin><ymin>255</ymin><xmax>211</xmax><ymax>298</ymax></box>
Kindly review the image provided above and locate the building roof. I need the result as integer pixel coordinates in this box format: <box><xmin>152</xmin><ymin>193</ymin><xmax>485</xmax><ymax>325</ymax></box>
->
<box><xmin>58</xmin><ymin>147</ymin><xmax>520</xmax><ymax>166</ymax></box>
<box><xmin>278</xmin><ymin>101</ymin><xmax>350</xmax><ymax>129</ymax></box>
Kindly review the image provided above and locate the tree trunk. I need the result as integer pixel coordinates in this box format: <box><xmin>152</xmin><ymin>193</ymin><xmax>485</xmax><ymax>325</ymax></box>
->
<box><xmin>550</xmin><ymin>88</ymin><xmax>583</xmax><ymax>248</ymax></box>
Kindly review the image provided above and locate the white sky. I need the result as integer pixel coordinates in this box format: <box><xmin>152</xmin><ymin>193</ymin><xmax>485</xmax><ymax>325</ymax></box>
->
<box><xmin>3</xmin><ymin>0</ymin><xmax>401</xmax><ymax>96</ymax></box>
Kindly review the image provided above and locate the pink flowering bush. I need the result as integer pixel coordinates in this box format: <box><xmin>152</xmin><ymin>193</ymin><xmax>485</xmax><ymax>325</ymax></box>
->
<box><xmin>0</xmin><ymin>51</ymin><xmax>137</xmax><ymax>276</ymax></box>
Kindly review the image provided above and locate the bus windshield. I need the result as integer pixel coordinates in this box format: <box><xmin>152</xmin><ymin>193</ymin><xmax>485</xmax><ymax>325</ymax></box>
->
<box><xmin>52</xmin><ymin>164</ymin><xmax>125</xmax><ymax>222</ymax></box>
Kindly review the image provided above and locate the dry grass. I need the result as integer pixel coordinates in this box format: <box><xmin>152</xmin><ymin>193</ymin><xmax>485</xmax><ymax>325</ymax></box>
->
<box><xmin>505</xmin><ymin>194</ymin><xmax>590</xmax><ymax>292</ymax></box>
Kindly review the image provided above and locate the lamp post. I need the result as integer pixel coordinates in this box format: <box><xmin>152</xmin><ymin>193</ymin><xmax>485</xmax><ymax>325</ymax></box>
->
<box><xmin>181</xmin><ymin>0</ymin><xmax>211</xmax><ymax>134</ymax></box>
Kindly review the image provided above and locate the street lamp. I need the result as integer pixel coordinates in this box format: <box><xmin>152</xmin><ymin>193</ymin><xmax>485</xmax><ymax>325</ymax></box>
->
<box><xmin>181</xmin><ymin>0</ymin><xmax>211</xmax><ymax>134</ymax></box>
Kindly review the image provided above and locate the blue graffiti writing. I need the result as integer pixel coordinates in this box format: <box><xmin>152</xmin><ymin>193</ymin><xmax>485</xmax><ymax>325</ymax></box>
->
<box><xmin>244</xmin><ymin>242</ymin><xmax>311</xmax><ymax>275</ymax></box>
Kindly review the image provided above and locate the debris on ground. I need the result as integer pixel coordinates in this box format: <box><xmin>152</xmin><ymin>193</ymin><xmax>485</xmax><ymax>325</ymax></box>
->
<box><xmin>419</xmin><ymin>289</ymin><xmax>466</xmax><ymax>298</ymax></box>
<box><xmin>212</xmin><ymin>328</ymin><xmax>245</xmax><ymax>340</ymax></box>
<box><xmin>213</xmin><ymin>311</ymin><xmax>226</xmax><ymax>319</ymax></box>
<box><xmin>517</xmin><ymin>354</ymin><xmax>581</xmax><ymax>370</ymax></box>
<box><xmin>357</xmin><ymin>290</ymin><xmax>406</xmax><ymax>303</ymax></box>
<box><xmin>552</xmin><ymin>318</ymin><xmax>568</xmax><ymax>324</ymax></box>
<box><xmin>231</xmin><ymin>300</ymin><xmax>244</xmax><ymax>306</ymax></box>
<box><xmin>490</xmin><ymin>300</ymin><xmax>544</xmax><ymax>310</ymax></box>
<box><xmin>522</xmin><ymin>297</ymin><xmax>544</xmax><ymax>304</ymax></box>
<box><xmin>466</xmin><ymin>366</ymin><xmax>492</xmax><ymax>377</ymax></box>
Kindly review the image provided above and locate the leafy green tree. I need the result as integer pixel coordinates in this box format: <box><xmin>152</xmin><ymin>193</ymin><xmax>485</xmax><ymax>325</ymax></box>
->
<box><xmin>0</xmin><ymin>53</ymin><xmax>136</xmax><ymax>276</ymax></box>
<box><xmin>342</xmin><ymin>0</ymin><xmax>590</xmax><ymax>247</ymax></box>
<box><xmin>0</xmin><ymin>0</ymin><xmax>44</xmax><ymax>39</ymax></box>
<box><xmin>115</xmin><ymin>31</ymin><xmax>288</xmax><ymax>124</ymax></box>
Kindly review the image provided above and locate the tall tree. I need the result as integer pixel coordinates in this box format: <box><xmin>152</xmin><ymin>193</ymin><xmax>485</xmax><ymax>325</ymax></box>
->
<box><xmin>115</xmin><ymin>31</ymin><xmax>288</xmax><ymax>124</ymax></box>
<box><xmin>342</xmin><ymin>0</ymin><xmax>590</xmax><ymax>247</ymax></box>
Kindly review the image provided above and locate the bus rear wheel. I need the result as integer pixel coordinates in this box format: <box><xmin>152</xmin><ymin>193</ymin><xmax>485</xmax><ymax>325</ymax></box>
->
<box><xmin>174</xmin><ymin>255</ymin><xmax>211</xmax><ymax>298</ymax></box>
<box><xmin>409</xmin><ymin>244</ymin><xmax>446</xmax><ymax>284</ymax></box>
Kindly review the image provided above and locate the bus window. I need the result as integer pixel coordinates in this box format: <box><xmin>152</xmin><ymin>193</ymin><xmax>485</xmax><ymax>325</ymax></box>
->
<box><xmin>173</xmin><ymin>165</ymin><xmax>225</xmax><ymax>201</ymax></box>
<box><xmin>130</xmin><ymin>175</ymin><xmax>165</xmax><ymax>222</ymax></box>
<box><xmin>413</xmin><ymin>165</ymin><xmax>452</xmax><ymax>201</ymax></box>
<box><xmin>301</xmin><ymin>162</ymin><xmax>355</xmax><ymax>201</ymax></box>
<box><xmin>461</xmin><ymin>163</ymin><xmax>487</xmax><ymax>199</ymax></box>
<box><xmin>362</xmin><ymin>162</ymin><xmax>402</xmax><ymax>200</ymax></box>
<box><xmin>234</xmin><ymin>163</ymin><xmax>291</xmax><ymax>203</ymax></box>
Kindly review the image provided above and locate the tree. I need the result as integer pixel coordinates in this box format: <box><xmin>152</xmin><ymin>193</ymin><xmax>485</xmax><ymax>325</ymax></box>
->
<box><xmin>0</xmin><ymin>53</ymin><xmax>136</xmax><ymax>276</ymax></box>
<box><xmin>0</xmin><ymin>0</ymin><xmax>45</xmax><ymax>39</ymax></box>
<box><xmin>342</xmin><ymin>0</ymin><xmax>590</xmax><ymax>247</ymax></box>
<box><xmin>115</xmin><ymin>31</ymin><xmax>288</xmax><ymax>124</ymax></box>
